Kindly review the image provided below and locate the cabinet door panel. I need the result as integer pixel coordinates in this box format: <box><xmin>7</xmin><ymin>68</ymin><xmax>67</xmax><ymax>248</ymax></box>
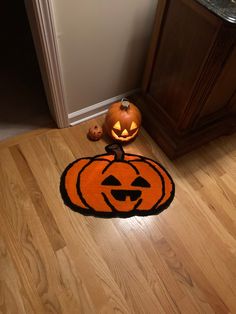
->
<box><xmin>148</xmin><ymin>0</ymin><xmax>218</xmax><ymax>125</ymax></box>
<box><xmin>197</xmin><ymin>45</ymin><xmax>236</xmax><ymax>120</ymax></box>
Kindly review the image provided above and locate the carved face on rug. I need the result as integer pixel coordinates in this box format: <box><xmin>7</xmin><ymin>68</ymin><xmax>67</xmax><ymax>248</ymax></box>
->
<box><xmin>105</xmin><ymin>99</ymin><xmax>141</xmax><ymax>142</ymax></box>
<box><xmin>97</xmin><ymin>161</ymin><xmax>161</xmax><ymax>212</ymax></box>
<box><xmin>60</xmin><ymin>144</ymin><xmax>175</xmax><ymax>218</ymax></box>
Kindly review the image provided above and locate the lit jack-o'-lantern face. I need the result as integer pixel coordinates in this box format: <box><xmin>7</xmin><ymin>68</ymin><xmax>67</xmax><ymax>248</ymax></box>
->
<box><xmin>111</xmin><ymin>121</ymin><xmax>139</xmax><ymax>142</ymax></box>
<box><xmin>105</xmin><ymin>99</ymin><xmax>142</xmax><ymax>142</ymax></box>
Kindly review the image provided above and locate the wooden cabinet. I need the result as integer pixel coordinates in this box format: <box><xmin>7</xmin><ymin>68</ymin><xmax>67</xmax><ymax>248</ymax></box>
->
<box><xmin>134</xmin><ymin>0</ymin><xmax>236</xmax><ymax>158</ymax></box>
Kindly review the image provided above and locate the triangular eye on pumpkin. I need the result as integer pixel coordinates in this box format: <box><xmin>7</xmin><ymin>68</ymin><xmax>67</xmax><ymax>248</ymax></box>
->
<box><xmin>130</xmin><ymin>121</ymin><xmax>138</xmax><ymax>131</ymax></box>
<box><xmin>131</xmin><ymin>176</ymin><xmax>150</xmax><ymax>187</ymax></box>
<box><xmin>102</xmin><ymin>175</ymin><xmax>121</xmax><ymax>186</ymax></box>
<box><xmin>113</xmin><ymin>121</ymin><xmax>121</xmax><ymax>130</ymax></box>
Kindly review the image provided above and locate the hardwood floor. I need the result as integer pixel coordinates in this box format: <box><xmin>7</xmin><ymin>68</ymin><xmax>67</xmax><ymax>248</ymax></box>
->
<box><xmin>0</xmin><ymin>116</ymin><xmax>236</xmax><ymax>313</ymax></box>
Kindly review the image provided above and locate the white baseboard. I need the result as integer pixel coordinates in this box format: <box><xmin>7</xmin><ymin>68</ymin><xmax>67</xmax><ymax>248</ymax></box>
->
<box><xmin>68</xmin><ymin>89</ymin><xmax>140</xmax><ymax>126</ymax></box>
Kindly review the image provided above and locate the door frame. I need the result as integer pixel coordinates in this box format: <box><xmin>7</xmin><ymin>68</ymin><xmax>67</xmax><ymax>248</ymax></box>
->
<box><xmin>24</xmin><ymin>0</ymin><xmax>69</xmax><ymax>128</ymax></box>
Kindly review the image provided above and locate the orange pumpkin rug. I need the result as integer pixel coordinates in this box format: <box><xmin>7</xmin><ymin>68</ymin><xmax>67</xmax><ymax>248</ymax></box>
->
<box><xmin>60</xmin><ymin>144</ymin><xmax>175</xmax><ymax>218</ymax></box>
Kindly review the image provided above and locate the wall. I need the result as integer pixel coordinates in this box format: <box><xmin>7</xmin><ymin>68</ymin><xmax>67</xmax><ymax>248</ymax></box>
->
<box><xmin>51</xmin><ymin>0</ymin><xmax>158</xmax><ymax>116</ymax></box>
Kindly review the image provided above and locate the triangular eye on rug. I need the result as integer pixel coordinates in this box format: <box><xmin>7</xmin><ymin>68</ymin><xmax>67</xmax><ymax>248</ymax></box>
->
<box><xmin>60</xmin><ymin>144</ymin><xmax>175</xmax><ymax>218</ymax></box>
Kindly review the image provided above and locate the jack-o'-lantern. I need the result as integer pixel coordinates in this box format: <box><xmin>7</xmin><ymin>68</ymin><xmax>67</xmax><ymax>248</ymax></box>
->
<box><xmin>105</xmin><ymin>99</ymin><xmax>141</xmax><ymax>142</ymax></box>
<box><xmin>60</xmin><ymin>144</ymin><xmax>175</xmax><ymax>218</ymax></box>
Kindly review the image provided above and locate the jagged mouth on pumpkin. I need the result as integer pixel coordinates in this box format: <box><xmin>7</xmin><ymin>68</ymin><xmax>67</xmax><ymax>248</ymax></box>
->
<box><xmin>111</xmin><ymin>189</ymin><xmax>141</xmax><ymax>201</ymax></box>
<box><xmin>111</xmin><ymin>129</ymin><xmax>139</xmax><ymax>141</ymax></box>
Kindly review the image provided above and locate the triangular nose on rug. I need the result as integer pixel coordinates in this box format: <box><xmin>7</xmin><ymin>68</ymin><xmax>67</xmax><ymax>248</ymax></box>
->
<box><xmin>60</xmin><ymin>144</ymin><xmax>175</xmax><ymax>218</ymax></box>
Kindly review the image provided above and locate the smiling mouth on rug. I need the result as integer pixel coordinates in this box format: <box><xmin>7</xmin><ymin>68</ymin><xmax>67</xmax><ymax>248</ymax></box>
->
<box><xmin>111</xmin><ymin>190</ymin><xmax>141</xmax><ymax>201</ymax></box>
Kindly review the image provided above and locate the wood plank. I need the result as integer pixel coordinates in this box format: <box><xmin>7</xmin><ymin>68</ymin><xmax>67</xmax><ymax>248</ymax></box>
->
<box><xmin>10</xmin><ymin>145</ymin><xmax>66</xmax><ymax>252</ymax></box>
<box><xmin>0</xmin><ymin>238</ymin><xmax>26</xmax><ymax>314</ymax></box>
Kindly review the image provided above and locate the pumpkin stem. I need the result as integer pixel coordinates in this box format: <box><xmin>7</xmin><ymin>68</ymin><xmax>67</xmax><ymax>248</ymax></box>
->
<box><xmin>120</xmin><ymin>98</ymin><xmax>130</xmax><ymax>111</ymax></box>
<box><xmin>105</xmin><ymin>144</ymin><xmax>124</xmax><ymax>161</ymax></box>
